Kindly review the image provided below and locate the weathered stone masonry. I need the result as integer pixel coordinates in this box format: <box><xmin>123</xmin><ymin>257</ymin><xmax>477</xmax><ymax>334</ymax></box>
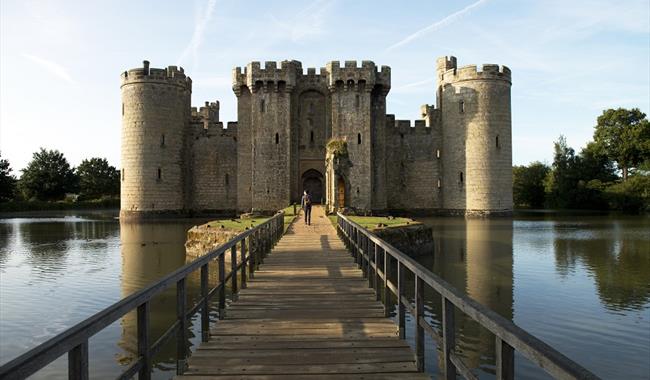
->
<box><xmin>120</xmin><ymin>56</ymin><xmax>512</xmax><ymax>219</ymax></box>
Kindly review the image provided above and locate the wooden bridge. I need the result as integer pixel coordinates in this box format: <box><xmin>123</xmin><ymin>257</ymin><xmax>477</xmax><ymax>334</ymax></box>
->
<box><xmin>0</xmin><ymin>206</ymin><xmax>600</xmax><ymax>380</ymax></box>
<box><xmin>178</xmin><ymin>206</ymin><xmax>429</xmax><ymax>379</ymax></box>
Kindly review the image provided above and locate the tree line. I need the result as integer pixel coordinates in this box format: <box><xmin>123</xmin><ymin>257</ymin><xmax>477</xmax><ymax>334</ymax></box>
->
<box><xmin>0</xmin><ymin>148</ymin><xmax>119</xmax><ymax>203</ymax></box>
<box><xmin>514</xmin><ymin>108</ymin><xmax>650</xmax><ymax>213</ymax></box>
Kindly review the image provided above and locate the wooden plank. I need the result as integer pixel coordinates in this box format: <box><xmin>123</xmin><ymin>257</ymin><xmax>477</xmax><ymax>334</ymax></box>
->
<box><xmin>176</xmin><ymin>374</ymin><xmax>432</xmax><ymax>380</ymax></box>
<box><xmin>180</xmin><ymin>207</ymin><xmax>426</xmax><ymax>379</ymax></box>
<box><xmin>197</xmin><ymin>338</ymin><xmax>411</xmax><ymax>350</ymax></box>
<box><xmin>184</xmin><ymin>362</ymin><xmax>421</xmax><ymax>375</ymax></box>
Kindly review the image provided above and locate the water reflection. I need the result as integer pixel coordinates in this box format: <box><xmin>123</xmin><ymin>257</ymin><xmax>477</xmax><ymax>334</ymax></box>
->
<box><xmin>417</xmin><ymin>217</ymin><xmax>514</xmax><ymax>374</ymax></box>
<box><xmin>118</xmin><ymin>221</ymin><xmax>201</xmax><ymax>370</ymax></box>
<box><xmin>552</xmin><ymin>218</ymin><xmax>650</xmax><ymax>311</ymax></box>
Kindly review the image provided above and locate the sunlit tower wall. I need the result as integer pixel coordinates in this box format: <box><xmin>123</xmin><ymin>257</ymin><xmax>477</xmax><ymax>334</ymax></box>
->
<box><xmin>437</xmin><ymin>56</ymin><xmax>513</xmax><ymax>215</ymax></box>
<box><xmin>326</xmin><ymin>61</ymin><xmax>391</xmax><ymax>211</ymax></box>
<box><xmin>120</xmin><ymin>61</ymin><xmax>192</xmax><ymax>218</ymax></box>
<box><xmin>233</xmin><ymin>61</ymin><xmax>300</xmax><ymax>213</ymax></box>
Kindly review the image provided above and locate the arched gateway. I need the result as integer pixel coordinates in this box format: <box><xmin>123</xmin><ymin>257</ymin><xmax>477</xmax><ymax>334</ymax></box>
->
<box><xmin>302</xmin><ymin>169</ymin><xmax>324</xmax><ymax>204</ymax></box>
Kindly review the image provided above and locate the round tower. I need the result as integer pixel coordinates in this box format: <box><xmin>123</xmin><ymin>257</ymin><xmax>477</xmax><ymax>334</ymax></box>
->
<box><xmin>120</xmin><ymin>60</ymin><xmax>192</xmax><ymax>219</ymax></box>
<box><xmin>437</xmin><ymin>56</ymin><xmax>512</xmax><ymax>215</ymax></box>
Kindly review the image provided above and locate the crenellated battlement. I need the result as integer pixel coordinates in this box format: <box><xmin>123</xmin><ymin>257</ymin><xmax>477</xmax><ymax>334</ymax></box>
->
<box><xmin>385</xmin><ymin>114</ymin><xmax>431</xmax><ymax>135</ymax></box>
<box><xmin>440</xmin><ymin>62</ymin><xmax>511</xmax><ymax>84</ymax></box>
<box><xmin>121</xmin><ymin>60</ymin><xmax>192</xmax><ymax>89</ymax></box>
<box><xmin>191</xmin><ymin>100</ymin><xmax>220</xmax><ymax>128</ymax></box>
<box><xmin>232</xmin><ymin>60</ymin><xmax>302</xmax><ymax>93</ymax></box>
<box><xmin>325</xmin><ymin>60</ymin><xmax>391</xmax><ymax>92</ymax></box>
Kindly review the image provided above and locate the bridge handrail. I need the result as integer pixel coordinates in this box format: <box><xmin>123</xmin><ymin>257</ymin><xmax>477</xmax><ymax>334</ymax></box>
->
<box><xmin>336</xmin><ymin>212</ymin><xmax>600</xmax><ymax>380</ymax></box>
<box><xmin>0</xmin><ymin>211</ymin><xmax>285</xmax><ymax>380</ymax></box>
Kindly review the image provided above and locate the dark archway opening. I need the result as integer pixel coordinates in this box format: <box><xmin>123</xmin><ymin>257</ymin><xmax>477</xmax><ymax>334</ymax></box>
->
<box><xmin>302</xmin><ymin>169</ymin><xmax>324</xmax><ymax>204</ymax></box>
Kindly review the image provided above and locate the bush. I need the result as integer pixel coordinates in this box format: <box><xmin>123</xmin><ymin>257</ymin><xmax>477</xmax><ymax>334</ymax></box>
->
<box><xmin>605</xmin><ymin>176</ymin><xmax>650</xmax><ymax>213</ymax></box>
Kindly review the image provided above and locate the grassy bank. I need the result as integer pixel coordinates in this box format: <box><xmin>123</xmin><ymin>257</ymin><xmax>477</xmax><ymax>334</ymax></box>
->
<box><xmin>201</xmin><ymin>205</ymin><xmax>298</xmax><ymax>233</ymax></box>
<box><xmin>0</xmin><ymin>198</ymin><xmax>120</xmax><ymax>212</ymax></box>
<box><xmin>327</xmin><ymin>214</ymin><xmax>417</xmax><ymax>230</ymax></box>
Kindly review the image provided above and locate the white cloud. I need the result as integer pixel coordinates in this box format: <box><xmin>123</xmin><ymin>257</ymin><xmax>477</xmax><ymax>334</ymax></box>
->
<box><xmin>22</xmin><ymin>54</ymin><xmax>75</xmax><ymax>84</ymax></box>
<box><xmin>386</xmin><ymin>0</ymin><xmax>489</xmax><ymax>52</ymax></box>
<box><xmin>178</xmin><ymin>0</ymin><xmax>218</xmax><ymax>69</ymax></box>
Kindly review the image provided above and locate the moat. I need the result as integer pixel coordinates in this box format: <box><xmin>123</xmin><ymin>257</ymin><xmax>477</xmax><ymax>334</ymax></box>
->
<box><xmin>0</xmin><ymin>211</ymin><xmax>648</xmax><ymax>379</ymax></box>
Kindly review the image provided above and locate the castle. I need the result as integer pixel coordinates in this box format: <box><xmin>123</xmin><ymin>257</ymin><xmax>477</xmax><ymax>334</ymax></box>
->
<box><xmin>120</xmin><ymin>56</ymin><xmax>512</xmax><ymax>219</ymax></box>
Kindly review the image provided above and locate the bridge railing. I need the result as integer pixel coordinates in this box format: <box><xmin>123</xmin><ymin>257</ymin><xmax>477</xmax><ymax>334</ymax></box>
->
<box><xmin>336</xmin><ymin>213</ymin><xmax>600</xmax><ymax>380</ymax></box>
<box><xmin>0</xmin><ymin>211</ymin><xmax>285</xmax><ymax>380</ymax></box>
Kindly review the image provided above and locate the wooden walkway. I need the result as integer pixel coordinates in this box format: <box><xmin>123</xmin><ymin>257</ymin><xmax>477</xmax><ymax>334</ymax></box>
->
<box><xmin>177</xmin><ymin>206</ymin><xmax>429</xmax><ymax>379</ymax></box>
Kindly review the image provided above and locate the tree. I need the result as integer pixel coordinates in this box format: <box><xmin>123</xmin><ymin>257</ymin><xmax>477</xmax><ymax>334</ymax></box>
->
<box><xmin>544</xmin><ymin>135</ymin><xmax>578</xmax><ymax>208</ymax></box>
<box><xmin>576</xmin><ymin>142</ymin><xmax>618</xmax><ymax>183</ymax></box>
<box><xmin>0</xmin><ymin>152</ymin><xmax>17</xmax><ymax>201</ymax></box>
<box><xmin>77</xmin><ymin>157</ymin><xmax>120</xmax><ymax>199</ymax></box>
<box><xmin>593</xmin><ymin>108</ymin><xmax>650</xmax><ymax>180</ymax></box>
<box><xmin>513</xmin><ymin>162</ymin><xmax>549</xmax><ymax>208</ymax></box>
<box><xmin>19</xmin><ymin>148</ymin><xmax>78</xmax><ymax>201</ymax></box>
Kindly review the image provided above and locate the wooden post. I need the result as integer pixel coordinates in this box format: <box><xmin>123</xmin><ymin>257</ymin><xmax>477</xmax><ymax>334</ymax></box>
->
<box><xmin>375</xmin><ymin>245</ymin><xmax>381</xmax><ymax>300</ymax></box>
<box><xmin>241</xmin><ymin>239</ymin><xmax>247</xmax><ymax>289</ymax></box>
<box><xmin>383</xmin><ymin>251</ymin><xmax>390</xmax><ymax>317</ymax></box>
<box><xmin>496</xmin><ymin>337</ymin><xmax>515</xmax><ymax>380</ymax></box>
<box><xmin>137</xmin><ymin>301</ymin><xmax>151</xmax><ymax>379</ymax></box>
<box><xmin>176</xmin><ymin>278</ymin><xmax>187</xmax><ymax>375</ymax></box>
<box><xmin>231</xmin><ymin>245</ymin><xmax>238</xmax><ymax>295</ymax></box>
<box><xmin>248</xmin><ymin>236</ymin><xmax>255</xmax><ymax>279</ymax></box>
<box><xmin>218</xmin><ymin>254</ymin><xmax>225</xmax><ymax>320</ymax></box>
<box><xmin>200</xmin><ymin>264</ymin><xmax>209</xmax><ymax>342</ymax></box>
<box><xmin>442</xmin><ymin>297</ymin><xmax>457</xmax><ymax>380</ymax></box>
<box><xmin>68</xmin><ymin>340</ymin><xmax>88</xmax><ymax>380</ymax></box>
<box><xmin>415</xmin><ymin>276</ymin><xmax>424</xmax><ymax>372</ymax></box>
<box><xmin>397</xmin><ymin>261</ymin><xmax>405</xmax><ymax>339</ymax></box>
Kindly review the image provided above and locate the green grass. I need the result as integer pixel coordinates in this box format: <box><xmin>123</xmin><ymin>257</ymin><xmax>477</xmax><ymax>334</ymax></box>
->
<box><xmin>203</xmin><ymin>205</ymin><xmax>299</xmax><ymax>233</ymax></box>
<box><xmin>203</xmin><ymin>217</ymin><xmax>269</xmax><ymax>232</ymax></box>
<box><xmin>327</xmin><ymin>214</ymin><xmax>418</xmax><ymax>230</ymax></box>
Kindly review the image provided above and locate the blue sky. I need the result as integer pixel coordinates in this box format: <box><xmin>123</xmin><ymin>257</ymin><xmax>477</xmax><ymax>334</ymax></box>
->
<box><xmin>1</xmin><ymin>0</ymin><xmax>649</xmax><ymax>171</ymax></box>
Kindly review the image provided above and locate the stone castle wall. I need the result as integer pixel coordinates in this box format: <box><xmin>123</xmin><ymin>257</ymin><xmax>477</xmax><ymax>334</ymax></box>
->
<box><xmin>120</xmin><ymin>56</ymin><xmax>512</xmax><ymax>218</ymax></box>
<box><xmin>385</xmin><ymin>118</ymin><xmax>441</xmax><ymax>211</ymax></box>
<box><xmin>120</xmin><ymin>62</ymin><xmax>191</xmax><ymax>218</ymax></box>
<box><xmin>437</xmin><ymin>57</ymin><xmax>513</xmax><ymax>214</ymax></box>
<box><xmin>190</xmin><ymin>121</ymin><xmax>237</xmax><ymax>213</ymax></box>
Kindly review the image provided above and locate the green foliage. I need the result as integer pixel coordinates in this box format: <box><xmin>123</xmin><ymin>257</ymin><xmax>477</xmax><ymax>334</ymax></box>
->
<box><xmin>0</xmin><ymin>198</ymin><xmax>119</xmax><ymax>212</ymax></box>
<box><xmin>326</xmin><ymin>139</ymin><xmax>348</xmax><ymax>158</ymax></box>
<box><xmin>77</xmin><ymin>157</ymin><xmax>119</xmax><ymax>200</ymax></box>
<box><xmin>513</xmin><ymin>161</ymin><xmax>549</xmax><ymax>208</ymax></box>
<box><xmin>593</xmin><ymin>108</ymin><xmax>650</xmax><ymax>179</ymax></box>
<box><xmin>0</xmin><ymin>152</ymin><xmax>17</xmax><ymax>201</ymax></box>
<box><xmin>18</xmin><ymin>148</ymin><xmax>78</xmax><ymax>201</ymax></box>
<box><xmin>604</xmin><ymin>176</ymin><xmax>650</xmax><ymax>213</ymax></box>
<box><xmin>544</xmin><ymin>135</ymin><xmax>579</xmax><ymax>208</ymax></box>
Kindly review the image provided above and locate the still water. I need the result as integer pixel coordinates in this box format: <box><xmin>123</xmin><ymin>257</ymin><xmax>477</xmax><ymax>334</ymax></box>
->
<box><xmin>0</xmin><ymin>211</ymin><xmax>648</xmax><ymax>379</ymax></box>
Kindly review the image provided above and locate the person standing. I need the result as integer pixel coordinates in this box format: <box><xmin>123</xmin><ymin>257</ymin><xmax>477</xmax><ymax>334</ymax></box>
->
<box><xmin>301</xmin><ymin>190</ymin><xmax>312</xmax><ymax>225</ymax></box>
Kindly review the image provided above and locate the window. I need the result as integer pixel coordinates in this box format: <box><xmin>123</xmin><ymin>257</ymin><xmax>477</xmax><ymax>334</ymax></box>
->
<box><xmin>496</xmin><ymin>135</ymin><xmax>500</xmax><ymax>149</ymax></box>
<box><xmin>437</xmin><ymin>178</ymin><xmax>441</xmax><ymax>188</ymax></box>
<box><xmin>260</xmin><ymin>99</ymin><xmax>265</xmax><ymax>113</ymax></box>
<box><xmin>157</xmin><ymin>168</ymin><xmax>162</xmax><ymax>180</ymax></box>
<box><xmin>122</xmin><ymin>169</ymin><xmax>125</xmax><ymax>181</ymax></box>
<box><xmin>459</xmin><ymin>171</ymin><xmax>464</xmax><ymax>184</ymax></box>
<box><xmin>400</xmin><ymin>133</ymin><xmax>404</xmax><ymax>139</ymax></box>
<box><xmin>459</xmin><ymin>100</ymin><xmax>465</xmax><ymax>113</ymax></box>
<box><xmin>225</xmin><ymin>174</ymin><xmax>229</xmax><ymax>185</ymax></box>
<box><xmin>355</xmin><ymin>94</ymin><xmax>360</xmax><ymax>108</ymax></box>
<box><xmin>436</xmin><ymin>149</ymin><xmax>440</xmax><ymax>158</ymax></box>
<box><xmin>121</xmin><ymin>103</ymin><xmax>124</xmax><ymax>116</ymax></box>
<box><xmin>275</xmin><ymin>133</ymin><xmax>279</xmax><ymax>144</ymax></box>
<box><xmin>161</xmin><ymin>134</ymin><xmax>165</xmax><ymax>146</ymax></box>
<box><xmin>357</xmin><ymin>133</ymin><xmax>362</xmax><ymax>145</ymax></box>
<box><xmin>310</xmin><ymin>130</ymin><xmax>314</xmax><ymax>143</ymax></box>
